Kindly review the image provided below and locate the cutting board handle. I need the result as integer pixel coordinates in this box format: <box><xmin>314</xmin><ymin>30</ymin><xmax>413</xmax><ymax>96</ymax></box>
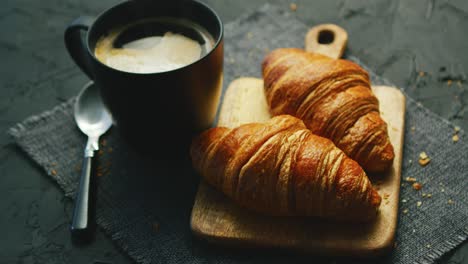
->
<box><xmin>305</xmin><ymin>24</ymin><xmax>348</xmax><ymax>59</ymax></box>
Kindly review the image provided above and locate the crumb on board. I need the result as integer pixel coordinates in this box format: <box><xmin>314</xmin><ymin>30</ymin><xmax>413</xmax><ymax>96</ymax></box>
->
<box><xmin>417</xmin><ymin>201</ymin><xmax>422</xmax><ymax>207</ymax></box>
<box><xmin>403</xmin><ymin>209</ymin><xmax>409</xmax><ymax>214</ymax></box>
<box><xmin>411</xmin><ymin>126</ymin><xmax>416</xmax><ymax>132</ymax></box>
<box><xmin>408</xmin><ymin>159</ymin><xmax>413</xmax><ymax>164</ymax></box>
<box><xmin>412</xmin><ymin>182</ymin><xmax>422</xmax><ymax>190</ymax></box>
<box><xmin>441</xmin><ymin>188</ymin><xmax>445</xmax><ymax>192</ymax></box>
<box><xmin>422</xmin><ymin>193</ymin><xmax>426</xmax><ymax>197</ymax></box>
<box><xmin>51</xmin><ymin>169</ymin><xmax>57</xmax><ymax>176</ymax></box>
<box><xmin>452</xmin><ymin>134</ymin><xmax>459</xmax><ymax>142</ymax></box>
<box><xmin>290</xmin><ymin>3</ymin><xmax>297</xmax><ymax>11</ymax></box>
<box><xmin>427</xmin><ymin>194</ymin><xmax>432</xmax><ymax>198</ymax></box>
<box><xmin>426</xmin><ymin>244</ymin><xmax>431</xmax><ymax>248</ymax></box>
<box><xmin>419</xmin><ymin>71</ymin><xmax>425</xmax><ymax>77</ymax></box>
<box><xmin>374</xmin><ymin>181</ymin><xmax>382</xmax><ymax>190</ymax></box>
<box><xmin>454</xmin><ymin>126</ymin><xmax>461</xmax><ymax>132</ymax></box>
<box><xmin>448</xmin><ymin>199</ymin><xmax>454</xmax><ymax>204</ymax></box>
<box><xmin>447</xmin><ymin>80</ymin><xmax>453</xmax><ymax>86</ymax></box>
<box><xmin>405</xmin><ymin>177</ymin><xmax>417</xmax><ymax>182</ymax></box>
<box><xmin>402</xmin><ymin>199</ymin><xmax>407</xmax><ymax>203</ymax></box>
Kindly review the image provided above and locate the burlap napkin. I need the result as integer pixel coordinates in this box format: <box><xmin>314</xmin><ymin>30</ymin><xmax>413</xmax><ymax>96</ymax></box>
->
<box><xmin>9</xmin><ymin>4</ymin><xmax>467</xmax><ymax>264</ymax></box>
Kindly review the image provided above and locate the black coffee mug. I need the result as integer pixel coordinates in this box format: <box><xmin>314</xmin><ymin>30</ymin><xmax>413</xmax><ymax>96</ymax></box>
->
<box><xmin>65</xmin><ymin>0</ymin><xmax>223</xmax><ymax>156</ymax></box>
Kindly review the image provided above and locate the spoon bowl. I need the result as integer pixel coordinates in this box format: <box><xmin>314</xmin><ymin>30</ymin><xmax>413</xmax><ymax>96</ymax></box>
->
<box><xmin>74</xmin><ymin>82</ymin><xmax>112</xmax><ymax>137</ymax></box>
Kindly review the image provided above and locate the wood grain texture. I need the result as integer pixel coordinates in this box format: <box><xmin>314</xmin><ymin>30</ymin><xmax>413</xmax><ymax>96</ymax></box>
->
<box><xmin>191</xmin><ymin>77</ymin><xmax>405</xmax><ymax>257</ymax></box>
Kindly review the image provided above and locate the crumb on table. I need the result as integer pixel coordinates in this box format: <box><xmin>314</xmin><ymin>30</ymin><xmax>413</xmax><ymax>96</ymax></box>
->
<box><xmin>290</xmin><ymin>3</ymin><xmax>297</xmax><ymax>11</ymax></box>
<box><xmin>412</xmin><ymin>182</ymin><xmax>422</xmax><ymax>190</ymax></box>
<box><xmin>405</xmin><ymin>177</ymin><xmax>417</xmax><ymax>182</ymax></box>
<box><xmin>419</xmin><ymin>151</ymin><xmax>431</xmax><ymax>166</ymax></box>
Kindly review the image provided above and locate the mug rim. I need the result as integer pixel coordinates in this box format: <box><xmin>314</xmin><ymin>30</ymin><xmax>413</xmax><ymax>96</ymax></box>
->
<box><xmin>86</xmin><ymin>0</ymin><xmax>224</xmax><ymax>75</ymax></box>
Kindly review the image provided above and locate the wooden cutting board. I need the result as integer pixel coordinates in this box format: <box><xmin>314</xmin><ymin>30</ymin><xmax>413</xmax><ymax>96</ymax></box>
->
<box><xmin>190</xmin><ymin>25</ymin><xmax>406</xmax><ymax>257</ymax></box>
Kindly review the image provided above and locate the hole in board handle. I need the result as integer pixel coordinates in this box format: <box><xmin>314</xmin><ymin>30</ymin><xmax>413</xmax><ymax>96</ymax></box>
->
<box><xmin>318</xmin><ymin>29</ymin><xmax>335</xmax><ymax>44</ymax></box>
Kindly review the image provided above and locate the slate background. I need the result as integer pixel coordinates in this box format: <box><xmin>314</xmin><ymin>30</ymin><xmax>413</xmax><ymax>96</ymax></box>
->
<box><xmin>0</xmin><ymin>0</ymin><xmax>467</xmax><ymax>263</ymax></box>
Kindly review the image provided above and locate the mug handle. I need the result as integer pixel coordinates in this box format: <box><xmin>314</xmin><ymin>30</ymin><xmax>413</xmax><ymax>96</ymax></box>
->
<box><xmin>64</xmin><ymin>16</ymin><xmax>95</xmax><ymax>79</ymax></box>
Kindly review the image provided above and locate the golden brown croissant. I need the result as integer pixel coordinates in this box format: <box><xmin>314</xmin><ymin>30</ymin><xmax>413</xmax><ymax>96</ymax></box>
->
<box><xmin>191</xmin><ymin>115</ymin><xmax>381</xmax><ymax>222</ymax></box>
<box><xmin>262</xmin><ymin>48</ymin><xmax>394</xmax><ymax>173</ymax></box>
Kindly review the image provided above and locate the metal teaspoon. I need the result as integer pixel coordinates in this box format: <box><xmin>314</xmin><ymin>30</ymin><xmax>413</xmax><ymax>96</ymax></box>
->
<box><xmin>71</xmin><ymin>82</ymin><xmax>112</xmax><ymax>242</ymax></box>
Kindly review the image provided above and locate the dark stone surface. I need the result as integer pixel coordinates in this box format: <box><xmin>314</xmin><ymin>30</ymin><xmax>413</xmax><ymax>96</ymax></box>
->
<box><xmin>0</xmin><ymin>0</ymin><xmax>466</xmax><ymax>263</ymax></box>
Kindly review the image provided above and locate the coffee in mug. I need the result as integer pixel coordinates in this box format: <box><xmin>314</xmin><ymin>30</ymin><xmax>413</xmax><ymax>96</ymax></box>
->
<box><xmin>94</xmin><ymin>18</ymin><xmax>215</xmax><ymax>73</ymax></box>
<box><xmin>64</xmin><ymin>0</ymin><xmax>223</xmax><ymax>156</ymax></box>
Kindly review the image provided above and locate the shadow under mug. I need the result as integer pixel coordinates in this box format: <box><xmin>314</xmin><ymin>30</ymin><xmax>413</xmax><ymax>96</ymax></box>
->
<box><xmin>65</xmin><ymin>0</ymin><xmax>223</xmax><ymax>157</ymax></box>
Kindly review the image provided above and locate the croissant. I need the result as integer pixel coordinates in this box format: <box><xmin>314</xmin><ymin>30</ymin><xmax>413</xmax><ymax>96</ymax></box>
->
<box><xmin>262</xmin><ymin>48</ymin><xmax>394</xmax><ymax>173</ymax></box>
<box><xmin>191</xmin><ymin>115</ymin><xmax>381</xmax><ymax>222</ymax></box>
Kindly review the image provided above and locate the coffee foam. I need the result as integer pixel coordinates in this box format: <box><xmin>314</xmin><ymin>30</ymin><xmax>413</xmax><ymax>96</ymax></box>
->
<box><xmin>95</xmin><ymin>32</ymin><xmax>202</xmax><ymax>73</ymax></box>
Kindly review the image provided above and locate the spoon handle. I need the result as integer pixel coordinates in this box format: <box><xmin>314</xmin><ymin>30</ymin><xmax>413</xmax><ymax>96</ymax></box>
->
<box><xmin>70</xmin><ymin>154</ymin><xmax>95</xmax><ymax>242</ymax></box>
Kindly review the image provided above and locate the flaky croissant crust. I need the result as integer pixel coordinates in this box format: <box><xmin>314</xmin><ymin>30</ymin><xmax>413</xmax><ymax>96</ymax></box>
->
<box><xmin>263</xmin><ymin>48</ymin><xmax>394</xmax><ymax>173</ymax></box>
<box><xmin>191</xmin><ymin>115</ymin><xmax>381</xmax><ymax>222</ymax></box>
